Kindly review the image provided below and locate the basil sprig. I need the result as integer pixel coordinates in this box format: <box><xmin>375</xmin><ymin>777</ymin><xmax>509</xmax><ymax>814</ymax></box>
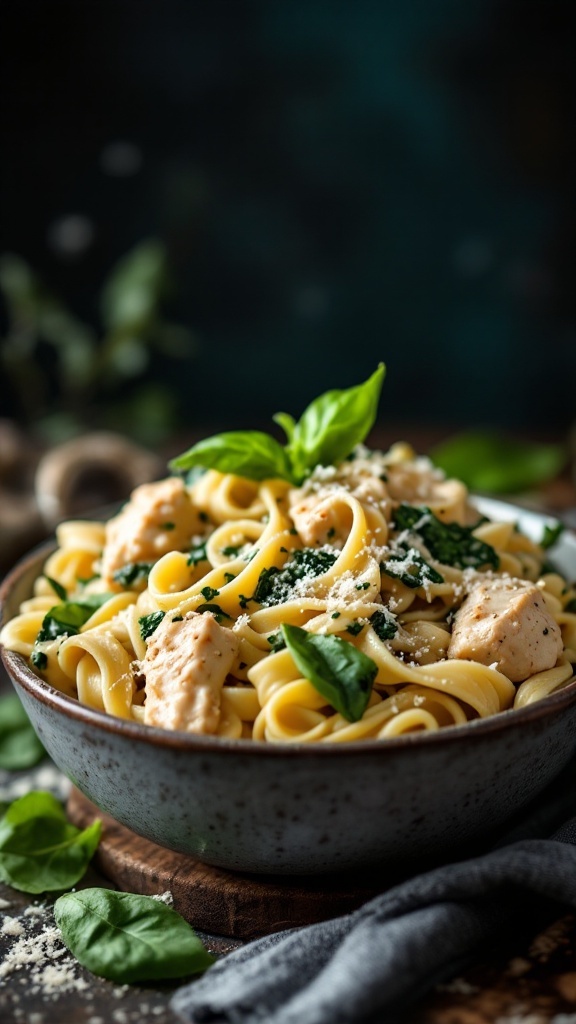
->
<box><xmin>54</xmin><ymin>888</ymin><xmax>215</xmax><ymax>983</ymax></box>
<box><xmin>0</xmin><ymin>695</ymin><xmax>45</xmax><ymax>770</ymax></box>
<box><xmin>170</xmin><ymin>364</ymin><xmax>385</xmax><ymax>485</ymax></box>
<box><xmin>0</xmin><ymin>791</ymin><xmax>101</xmax><ymax>893</ymax></box>
<box><xmin>281</xmin><ymin>623</ymin><xmax>377</xmax><ymax>723</ymax></box>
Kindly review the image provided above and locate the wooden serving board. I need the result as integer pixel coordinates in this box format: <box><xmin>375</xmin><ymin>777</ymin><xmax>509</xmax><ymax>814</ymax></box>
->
<box><xmin>67</xmin><ymin>788</ymin><xmax>387</xmax><ymax>940</ymax></box>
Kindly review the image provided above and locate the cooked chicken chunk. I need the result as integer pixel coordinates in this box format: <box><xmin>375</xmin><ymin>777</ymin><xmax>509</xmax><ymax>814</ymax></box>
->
<box><xmin>101</xmin><ymin>477</ymin><xmax>202</xmax><ymax>587</ymax></box>
<box><xmin>289</xmin><ymin>492</ymin><xmax>341</xmax><ymax>547</ymax></box>
<box><xmin>289</xmin><ymin>472</ymin><xmax>389</xmax><ymax>546</ymax></box>
<box><xmin>142</xmin><ymin>610</ymin><xmax>239</xmax><ymax>733</ymax></box>
<box><xmin>448</xmin><ymin>577</ymin><xmax>563</xmax><ymax>683</ymax></box>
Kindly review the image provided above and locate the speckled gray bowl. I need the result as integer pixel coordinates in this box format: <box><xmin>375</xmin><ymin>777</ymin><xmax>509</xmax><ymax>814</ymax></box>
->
<box><xmin>2</xmin><ymin>499</ymin><xmax>576</xmax><ymax>875</ymax></box>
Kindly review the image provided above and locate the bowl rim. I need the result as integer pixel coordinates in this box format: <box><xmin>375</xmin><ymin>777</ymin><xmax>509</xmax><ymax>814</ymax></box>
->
<box><xmin>1</xmin><ymin>502</ymin><xmax>575</xmax><ymax>760</ymax></box>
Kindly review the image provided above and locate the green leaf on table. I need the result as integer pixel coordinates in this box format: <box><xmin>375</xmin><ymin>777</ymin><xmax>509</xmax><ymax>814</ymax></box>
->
<box><xmin>0</xmin><ymin>791</ymin><xmax>101</xmax><ymax>893</ymax></box>
<box><xmin>54</xmin><ymin>888</ymin><xmax>215</xmax><ymax>983</ymax></box>
<box><xmin>281</xmin><ymin>623</ymin><xmax>377</xmax><ymax>723</ymax></box>
<box><xmin>0</xmin><ymin>695</ymin><xmax>45</xmax><ymax>770</ymax></box>
<box><xmin>430</xmin><ymin>432</ymin><xmax>567</xmax><ymax>495</ymax></box>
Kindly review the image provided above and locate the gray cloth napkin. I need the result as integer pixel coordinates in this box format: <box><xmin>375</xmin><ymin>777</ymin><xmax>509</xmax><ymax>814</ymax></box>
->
<box><xmin>172</xmin><ymin>762</ymin><xmax>576</xmax><ymax>1024</ymax></box>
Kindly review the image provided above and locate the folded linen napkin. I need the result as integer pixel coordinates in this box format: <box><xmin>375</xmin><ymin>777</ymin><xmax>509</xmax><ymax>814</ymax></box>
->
<box><xmin>172</xmin><ymin>761</ymin><xmax>576</xmax><ymax>1024</ymax></box>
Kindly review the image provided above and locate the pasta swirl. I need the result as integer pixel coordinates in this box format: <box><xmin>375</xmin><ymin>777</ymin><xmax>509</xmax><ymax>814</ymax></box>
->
<box><xmin>2</xmin><ymin>444</ymin><xmax>574</xmax><ymax>742</ymax></box>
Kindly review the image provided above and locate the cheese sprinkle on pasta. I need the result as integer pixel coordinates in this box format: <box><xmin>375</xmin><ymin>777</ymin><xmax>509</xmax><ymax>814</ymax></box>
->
<box><xmin>2</xmin><ymin>444</ymin><xmax>575</xmax><ymax>742</ymax></box>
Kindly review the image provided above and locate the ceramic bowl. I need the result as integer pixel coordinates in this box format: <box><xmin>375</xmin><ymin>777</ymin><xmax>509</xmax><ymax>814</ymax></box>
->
<box><xmin>1</xmin><ymin>499</ymin><xmax>576</xmax><ymax>875</ymax></box>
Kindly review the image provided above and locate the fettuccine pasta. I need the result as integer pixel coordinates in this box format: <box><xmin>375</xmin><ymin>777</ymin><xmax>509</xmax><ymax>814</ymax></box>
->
<box><xmin>2</xmin><ymin>442</ymin><xmax>575</xmax><ymax>743</ymax></box>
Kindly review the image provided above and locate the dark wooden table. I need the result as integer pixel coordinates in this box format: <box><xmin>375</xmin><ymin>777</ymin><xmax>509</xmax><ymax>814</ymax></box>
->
<box><xmin>3</xmin><ymin>681</ymin><xmax>576</xmax><ymax>1024</ymax></box>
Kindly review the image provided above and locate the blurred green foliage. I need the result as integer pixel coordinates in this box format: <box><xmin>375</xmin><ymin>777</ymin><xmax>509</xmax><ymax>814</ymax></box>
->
<box><xmin>431</xmin><ymin>432</ymin><xmax>567</xmax><ymax>494</ymax></box>
<box><xmin>0</xmin><ymin>241</ymin><xmax>194</xmax><ymax>445</ymax></box>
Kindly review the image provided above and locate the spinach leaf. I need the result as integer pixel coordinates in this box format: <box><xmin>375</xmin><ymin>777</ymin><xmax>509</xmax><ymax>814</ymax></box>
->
<box><xmin>252</xmin><ymin>548</ymin><xmax>337</xmax><ymax>607</ymax></box>
<box><xmin>380</xmin><ymin>549</ymin><xmax>444</xmax><ymax>589</ymax></box>
<box><xmin>36</xmin><ymin>598</ymin><xmax>105</xmax><ymax>643</ymax></box>
<box><xmin>394</xmin><ymin>504</ymin><xmax>499</xmax><ymax>571</ymax></box>
<box><xmin>170</xmin><ymin>431</ymin><xmax>293</xmax><ymax>482</ymax></box>
<box><xmin>113</xmin><ymin>561</ymin><xmax>155</xmax><ymax>587</ymax></box>
<box><xmin>31</xmin><ymin>649</ymin><xmax>48</xmax><ymax>670</ymax></box>
<box><xmin>431</xmin><ymin>432</ymin><xmax>566</xmax><ymax>494</ymax></box>
<box><xmin>45</xmin><ymin>576</ymin><xmax>67</xmax><ymax>601</ymax></box>
<box><xmin>0</xmin><ymin>695</ymin><xmax>45</xmax><ymax>770</ymax></box>
<box><xmin>369</xmin><ymin>609</ymin><xmax>398</xmax><ymax>641</ymax></box>
<box><xmin>138</xmin><ymin>611</ymin><xmax>165</xmax><ymax>641</ymax></box>
<box><xmin>169</xmin><ymin>365</ymin><xmax>386</xmax><ymax>484</ymax></box>
<box><xmin>0</xmin><ymin>791</ymin><xmax>101</xmax><ymax>893</ymax></box>
<box><xmin>281</xmin><ymin>363</ymin><xmax>385</xmax><ymax>482</ymax></box>
<box><xmin>281</xmin><ymin>623</ymin><xmax>376</xmax><ymax>723</ymax></box>
<box><xmin>541</xmin><ymin>521</ymin><xmax>564</xmax><ymax>550</ymax></box>
<box><xmin>196</xmin><ymin>603</ymin><xmax>231</xmax><ymax>624</ymax></box>
<box><xmin>188</xmin><ymin>540</ymin><xmax>208</xmax><ymax>566</ymax></box>
<box><xmin>54</xmin><ymin>888</ymin><xmax>215</xmax><ymax>983</ymax></box>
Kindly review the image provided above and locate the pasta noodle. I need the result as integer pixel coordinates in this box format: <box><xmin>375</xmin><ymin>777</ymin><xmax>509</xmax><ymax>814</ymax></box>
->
<box><xmin>2</xmin><ymin>442</ymin><xmax>575</xmax><ymax>743</ymax></box>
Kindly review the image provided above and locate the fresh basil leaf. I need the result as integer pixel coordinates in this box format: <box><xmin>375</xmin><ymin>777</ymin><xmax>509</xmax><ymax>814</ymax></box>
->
<box><xmin>541</xmin><ymin>521</ymin><xmax>564</xmax><ymax>550</ymax></box>
<box><xmin>281</xmin><ymin>623</ymin><xmax>376</xmax><ymax>723</ymax></box>
<box><xmin>113</xmin><ymin>561</ymin><xmax>155</xmax><ymax>587</ymax></box>
<box><xmin>285</xmin><ymin>364</ymin><xmax>385</xmax><ymax>482</ymax></box>
<box><xmin>394</xmin><ymin>504</ymin><xmax>499</xmax><ymax>571</ymax></box>
<box><xmin>272</xmin><ymin>410</ymin><xmax>297</xmax><ymax>444</ymax></box>
<box><xmin>45</xmin><ymin>576</ymin><xmax>67</xmax><ymax>601</ymax></box>
<box><xmin>0</xmin><ymin>791</ymin><xmax>101</xmax><ymax>893</ymax></box>
<box><xmin>54</xmin><ymin>888</ymin><xmax>215</xmax><ymax>983</ymax></box>
<box><xmin>380</xmin><ymin>549</ymin><xmax>444</xmax><ymax>589</ymax></box>
<box><xmin>566</xmin><ymin>598</ymin><xmax>576</xmax><ymax>613</ymax></box>
<box><xmin>169</xmin><ymin>431</ymin><xmax>293</xmax><ymax>482</ymax></box>
<box><xmin>138</xmin><ymin>611</ymin><xmax>165</xmax><ymax>641</ymax></box>
<box><xmin>0</xmin><ymin>695</ymin><xmax>45</xmax><ymax>770</ymax></box>
<box><xmin>431</xmin><ymin>432</ymin><xmax>567</xmax><ymax>495</ymax></box>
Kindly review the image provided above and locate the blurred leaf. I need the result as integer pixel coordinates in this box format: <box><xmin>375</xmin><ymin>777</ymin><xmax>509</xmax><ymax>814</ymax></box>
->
<box><xmin>103</xmin><ymin>383</ymin><xmax>177</xmax><ymax>445</ymax></box>
<box><xmin>150</xmin><ymin>322</ymin><xmax>195</xmax><ymax>358</ymax></box>
<box><xmin>430</xmin><ymin>432</ymin><xmax>567</xmax><ymax>494</ymax></box>
<box><xmin>0</xmin><ymin>253</ymin><xmax>39</xmax><ymax>319</ymax></box>
<box><xmin>0</xmin><ymin>695</ymin><xmax>45</xmax><ymax>770</ymax></box>
<box><xmin>106</xmin><ymin>336</ymin><xmax>150</xmax><ymax>377</ymax></box>
<box><xmin>100</xmin><ymin>240</ymin><xmax>167</xmax><ymax>332</ymax></box>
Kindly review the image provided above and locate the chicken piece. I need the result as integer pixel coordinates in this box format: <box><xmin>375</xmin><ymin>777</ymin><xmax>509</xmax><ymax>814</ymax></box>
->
<box><xmin>142</xmin><ymin>610</ymin><xmax>239</xmax><ymax>733</ymax></box>
<box><xmin>386</xmin><ymin>461</ymin><xmax>471</xmax><ymax>524</ymax></box>
<box><xmin>101</xmin><ymin>477</ymin><xmax>202</xmax><ymax>587</ymax></box>
<box><xmin>289</xmin><ymin>492</ymin><xmax>341</xmax><ymax>547</ymax></box>
<box><xmin>289</xmin><ymin>471</ymin><xmax>389</xmax><ymax>546</ymax></box>
<box><xmin>448</xmin><ymin>577</ymin><xmax>563</xmax><ymax>682</ymax></box>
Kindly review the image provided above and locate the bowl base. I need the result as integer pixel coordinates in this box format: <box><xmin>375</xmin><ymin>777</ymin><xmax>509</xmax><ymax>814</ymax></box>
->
<box><xmin>68</xmin><ymin>788</ymin><xmax>393</xmax><ymax>939</ymax></box>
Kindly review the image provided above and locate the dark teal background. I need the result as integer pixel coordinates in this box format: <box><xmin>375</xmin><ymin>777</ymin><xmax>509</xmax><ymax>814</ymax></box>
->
<box><xmin>1</xmin><ymin>0</ymin><xmax>574</xmax><ymax>432</ymax></box>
